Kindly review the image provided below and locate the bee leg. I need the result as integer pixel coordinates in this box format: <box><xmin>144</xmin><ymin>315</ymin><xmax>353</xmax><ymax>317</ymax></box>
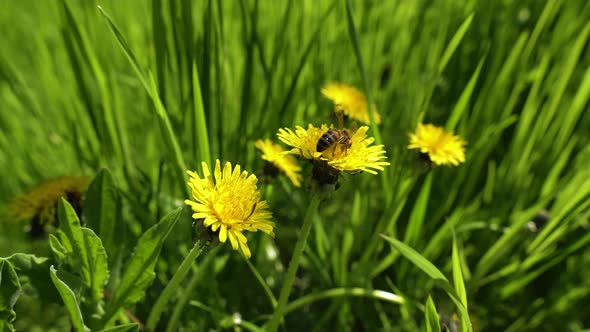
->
<box><xmin>338</xmin><ymin>137</ymin><xmax>349</xmax><ymax>156</ymax></box>
<box><xmin>244</xmin><ymin>202</ymin><xmax>257</xmax><ymax>222</ymax></box>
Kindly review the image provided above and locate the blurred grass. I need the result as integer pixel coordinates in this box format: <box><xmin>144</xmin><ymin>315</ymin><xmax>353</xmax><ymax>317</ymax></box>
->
<box><xmin>1</xmin><ymin>0</ymin><xmax>590</xmax><ymax>331</ymax></box>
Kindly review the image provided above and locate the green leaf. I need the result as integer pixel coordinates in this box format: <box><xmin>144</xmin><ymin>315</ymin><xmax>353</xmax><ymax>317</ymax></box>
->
<box><xmin>82</xmin><ymin>228</ymin><xmax>110</xmax><ymax>302</ymax></box>
<box><xmin>50</xmin><ymin>265</ymin><xmax>90</xmax><ymax>332</ymax></box>
<box><xmin>103</xmin><ymin>208</ymin><xmax>182</xmax><ymax>324</ymax></box>
<box><xmin>98</xmin><ymin>323</ymin><xmax>139</xmax><ymax>332</ymax></box>
<box><xmin>425</xmin><ymin>296</ymin><xmax>441</xmax><ymax>332</ymax></box>
<box><xmin>56</xmin><ymin>199</ymin><xmax>110</xmax><ymax>303</ymax></box>
<box><xmin>5</xmin><ymin>254</ymin><xmax>59</xmax><ymax>303</ymax></box>
<box><xmin>49</xmin><ymin>234</ymin><xmax>68</xmax><ymax>264</ymax></box>
<box><xmin>56</xmin><ymin>198</ymin><xmax>91</xmax><ymax>281</ymax></box>
<box><xmin>84</xmin><ymin>169</ymin><xmax>121</xmax><ymax>264</ymax></box>
<box><xmin>51</xmin><ymin>269</ymin><xmax>84</xmax><ymax>299</ymax></box>
<box><xmin>0</xmin><ymin>260</ymin><xmax>20</xmax><ymax>332</ymax></box>
<box><xmin>380</xmin><ymin>234</ymin><xmax>447</xmax><ymax>282</ymax></box>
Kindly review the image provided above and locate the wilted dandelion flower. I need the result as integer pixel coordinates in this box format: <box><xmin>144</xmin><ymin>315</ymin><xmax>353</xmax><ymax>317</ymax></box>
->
<box><xmin>277</xmin><ymin>124</ymin><xmax>389</xmax><ymax>184</ymax></box>
<box><xmin>184</xmin><ymin>160</ymin><xmax>275</xmax><ymax>258</ymax></box>
<box><xmin>408</xmin><ymin>123</ymin><xmax>467</xmax><ymax>166</ymax></box>
<box><xmin>321</xmin><ymin>82</ymin><xmax>381</xmax><ymax>124</ymax></box>
<box><xmin>7</xmin><ymin>176</ymin><xmax>90</xmax><ymax>237</ymax></box>
<box><xmin>255</xmin><ymin>139</ymin><xmax>302</xmax><ymax>187</ymax></box>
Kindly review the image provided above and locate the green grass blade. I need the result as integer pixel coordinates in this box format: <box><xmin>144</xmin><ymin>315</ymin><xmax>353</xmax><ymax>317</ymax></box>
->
<box><xmin>243</xmin><ymin>254</ymin><xmax>277</xmax><ymax>308</ymax></box>
<box><xmin>438</xmin><ymin>13</ymin><xmax>474</xmax><ymax>74</ymax></box>
<box><xmin>61</xmin><ymin>1</ymin><xmax>127</xmax><ymax>167</ymax></box>
<box><xmin>96</xmin><ymin>6</ymin><xmax>150</xmax><ymax>93</ymax></box>
<box><xmin>452</xmin><ymin>234</ymin><xmax>468</xmax><ymax>332</ymax></box>
<box><xmin>446</xmin><ymin>55</ymin><xmax>485</xmax><ymax>131</ymax></box>
<box><xmin>452</xmin><ymin>235</ymin><xmax>467</xmax><ymax>309</ymax></box>
<box><xmin>425</xmin><ymin>296</ymin><xmax>441</xmax><ymax>332</ymax></box>
<box><xmin>192</xmin><ymin>61</ymin><xmax>211</xmax><ymax>167</ymax></box>
<box><xmin>284</xmin><ymin>287</ymin><xmax>405</xmax><ymax>316</ymax></box>
<box><xmin>521</xmin><ymin>0</ymin><xmax>562</xmax><ymax>64</ymax></box>
<box><xmin>98</xmin><ymin>6</ymin><xmax>188</xmax><ymax>195</ymax></box>
<box><xmin>380</xmin><ymin>234</ymin><xmax>472</xmax><ymax>331</ymax></box>
<box><xmin>380</xmin><ymin>233</ymin><xmax>447</xmax><ymax>282</ymax></box>
<box><xmin>98</xmin><ymin>323</ymin><xmax>139</xmax><ymax>332</ymax></box>
<box><xmin>403</xmin><ymin>173</ymin><xmax>432</xmax><ymax>248</ymax></box>
<box><xmin>472</xmin><ymin>202</ymin><xmax>549</xmax><ymax>282</ymax></box>
<box><xmin>344</xmin><ymin>0</ymin><xmax>391</xmax><ymax>204</ymax></box>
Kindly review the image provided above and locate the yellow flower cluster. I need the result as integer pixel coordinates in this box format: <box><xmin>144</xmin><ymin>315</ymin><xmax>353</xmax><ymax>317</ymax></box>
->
<box><xmin>408</xmin><ymin>123</ymin><xmax>467</xmax><ymax>166</ymax></box>
<box><xmin>184</xmin><ymin>82</ymin><xmax>468</xmax><ymax>259</ymax></box>
<box><xmin>255</xmin><ymin>139</ymin><xmax>302</xmax><ymax>187</ymax></box>
<box><xmin>321</xmin><ymin>82</ymin><xmax>381</xmax><ymax>124</ymax></box>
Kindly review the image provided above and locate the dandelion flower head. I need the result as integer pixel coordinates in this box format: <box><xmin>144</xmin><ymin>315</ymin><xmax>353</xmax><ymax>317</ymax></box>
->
<box><xmin>184</xmin><ymin>160</ymin><xmax>274</xmax><ymax>258</ymax></box>
<box><xmin>321</xmin><ymin>82</ymin><xmax>381</xmax><ymax>124</ymax></box>
<box><xmin>7</xmin><ymin>175</ymin><xmax>90</xmax><ymax>223</ymax></box>
<box><xmin>277</xmin><ymin>124</ymin><xmax>389</xmax><ymax>175</ymax></box>
<box><xmin>408</xmin><ymin>123</ymin><xmax>467</xmax><ymax>166</ymax></box>
<box><xmin>255</xmin><ymin>139</ymin><xmax>302</xmax><ymax>187</ymax></box>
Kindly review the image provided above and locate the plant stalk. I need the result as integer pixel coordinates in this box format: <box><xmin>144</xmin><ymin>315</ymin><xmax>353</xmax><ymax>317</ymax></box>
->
<box><xmin>267</xmin><ymin>192</ymin><xmax>321</xmax><ymax>332</ymax></box>
<box><xmin>146</xmin><ymin>240</ymin><xmax>209</xmax><ymax>331</ymax></box>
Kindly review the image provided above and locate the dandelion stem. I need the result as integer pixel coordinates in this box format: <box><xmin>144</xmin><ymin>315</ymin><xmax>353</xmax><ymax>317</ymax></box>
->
<box><xmin>267</xmin><ymin>192</ymin><xmax>321</xmax><ymax>332</ymax></box>
<box><xmin>165</xmin><ymin>253</ymin><xmax>208</xmax><ymax>332</ymax></box>
<box><xmin>146</xmin><ymin>240</ymin><xmax>209</xmax><ymax>331</ymax></box>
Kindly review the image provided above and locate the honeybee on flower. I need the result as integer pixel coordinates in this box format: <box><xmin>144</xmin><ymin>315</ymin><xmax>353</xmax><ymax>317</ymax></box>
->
<box><xmin>277</xmin><ymin>111</ymin><xmax>389</xmax><ymax>185</ymax></box>
<box><xmin>315</xmin><ymin>110</ymin><xmax>354</xmax><ymax>159</ymax></box>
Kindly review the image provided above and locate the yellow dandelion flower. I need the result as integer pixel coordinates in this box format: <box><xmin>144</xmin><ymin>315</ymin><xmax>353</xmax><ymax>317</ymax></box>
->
<box><xmin>255</xmin><ymin>139</ymin><xmax>302</xmax><ymax>187</ymax></box>
<box><xmin>408</xmin><ymin>123</ymin><xmax>467</xmax><ymax>166</ymax></box>
<box><xmin>7</xmin><ymin>176</ymin><xmax>91</xmax><ymax>223</ymax></box>
<box><xmin>184</xmin><ymin>160</ymin><xmax>275</xmax><ymax>258</ymax></box>
<box><xmin>6</xmin><ymin>175</ymin><xmax>90</xmax><ymax>238</ymax></box>
<box><xmin>321</xmin><ymin>82</ymin><xmax>381</xmax><ymax>125</ymax></box>
<box><xmin>277</xmin><ymin>124</ymin><xmax>389</xmax><ymax>175</ymax></box>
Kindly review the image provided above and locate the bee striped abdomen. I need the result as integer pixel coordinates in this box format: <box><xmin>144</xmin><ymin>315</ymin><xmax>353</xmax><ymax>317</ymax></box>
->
<box><xmin>317</xmin><ymin>130</ymin><xmax>341</xmax><ymax>152</ymax></box>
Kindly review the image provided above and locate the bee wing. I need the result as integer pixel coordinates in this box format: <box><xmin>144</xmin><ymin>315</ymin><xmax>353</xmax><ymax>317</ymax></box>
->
<box><xmin>333</xmin><ymin>109</ymin><xmax>345</xmax><ymax>129</ymax></box>
<box><xmin>350</xmin><ymin>120</ymin><xmax>359</xmax><ymax>134</ymax></box>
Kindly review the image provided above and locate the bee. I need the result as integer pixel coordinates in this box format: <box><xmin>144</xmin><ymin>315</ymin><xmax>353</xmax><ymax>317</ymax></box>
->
<box><xmin>316</xmin><ymin>110</ymin><xmax>354</xmax><ymax>155</ymax></box>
